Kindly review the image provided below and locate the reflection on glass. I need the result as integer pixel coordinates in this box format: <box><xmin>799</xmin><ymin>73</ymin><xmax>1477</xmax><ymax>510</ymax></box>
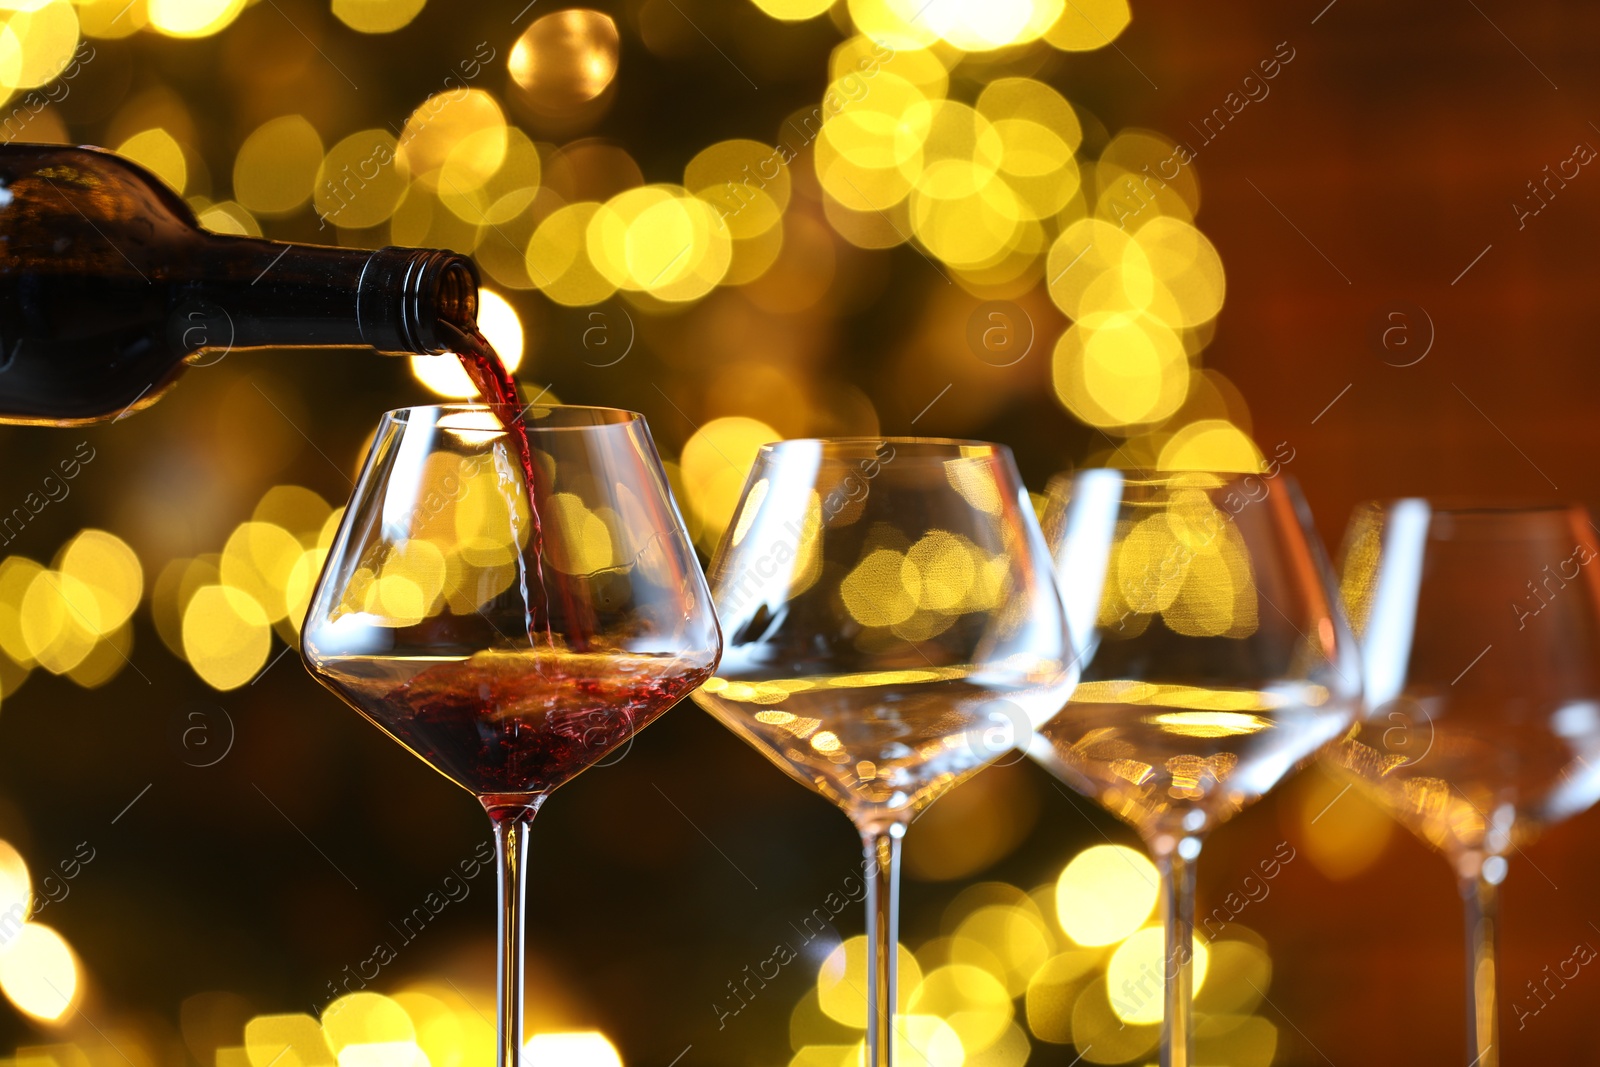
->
<box><xmin>1034</xmin><ymin>470</ymin><xmax>1359</xmax><ymax>1067</ymax></box>
<box><xmin>1331</xmin><ymin>502</ymin><xmax>1600</xmax><ymax>1067</ymax></box>
<box><xmin>301</xmin><ymin>404</ymin><xmax>720</xmax><ymax>1067</ymax></box>
<box><xmin>694</xmin><ymin>438</ymin><xmax>1077</xmax><ymax>1066</ymax></box>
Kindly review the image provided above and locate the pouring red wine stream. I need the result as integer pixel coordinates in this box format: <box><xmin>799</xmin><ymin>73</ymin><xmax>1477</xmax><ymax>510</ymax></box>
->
<box><xmin>439</xmin><ymin>322</ymin><xmax>592</xmax><ymax>652</ymax></box>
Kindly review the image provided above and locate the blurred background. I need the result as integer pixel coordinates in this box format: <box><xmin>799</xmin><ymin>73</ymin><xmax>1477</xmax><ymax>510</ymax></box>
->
<box><xmin>0</xmin><ymin>0</ymin><xmax>1596</xmax><ymax>1063</ymax></box>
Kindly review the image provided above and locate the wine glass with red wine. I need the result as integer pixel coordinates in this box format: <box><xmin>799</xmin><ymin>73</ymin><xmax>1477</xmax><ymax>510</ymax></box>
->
<box><xmin>301</xmin><ymin>403</ymin><xmax>720</xmax><ymax>1065</ymax></box>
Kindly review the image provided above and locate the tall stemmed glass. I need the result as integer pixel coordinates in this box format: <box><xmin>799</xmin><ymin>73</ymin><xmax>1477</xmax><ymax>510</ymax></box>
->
<box><xmin>693</xmin><ymin>438</ymin><xmax>1077</xmax><ymax>1065</ymax></box>
<box><xmin>1034</xmin><ymin>470</ymin><xmax>1360</xmax><ymax>1067</ymax></box>
<box><xmin>301</xmin><ymin>404</ymin><xmax>720</xmax><ymax>1066</ymax></box>
<box><xmin>1330</xmin><ymin>502</ymin><xmax>1600</xmax><ymax>1067</ymax></box>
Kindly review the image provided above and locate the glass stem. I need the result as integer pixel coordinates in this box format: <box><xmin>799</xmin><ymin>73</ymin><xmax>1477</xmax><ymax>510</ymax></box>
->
<box><xmin>861</xmin><ymin>821</ymin><xmax>906</xmax><ymax>1067</ymax></box>
<box><xmin>1152</xmin><ymin>834</ymin><xmax>1201</xmax><ymax>1067</ymax></box>
<box><xmin>487</xmin><ymin>800</ymin><xmax>542</xmax><ymax>1067</ymax></box>
<box><xmin>1460</xmin><ymin>867</ymin><xmax>1500</xmax><ymax>1067</ymax></box>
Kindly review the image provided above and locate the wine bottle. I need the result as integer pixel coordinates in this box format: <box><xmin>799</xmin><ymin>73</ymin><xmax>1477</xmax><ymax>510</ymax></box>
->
<box><xmin>0</xmin><ymin>143</ymin><xmax>479</xmax><ymax>425</ymax></box>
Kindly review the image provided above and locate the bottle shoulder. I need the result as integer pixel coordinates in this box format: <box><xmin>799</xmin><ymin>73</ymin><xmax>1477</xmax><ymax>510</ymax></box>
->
<box><xmin>0</xmin><ymin>143</ymin><xmax>202</xmax><ymax>282</ymax></box>
<box><xmin>1</xmin><ymin>143</ymin><xmax>199</xmax><ymax>228</ymax></box>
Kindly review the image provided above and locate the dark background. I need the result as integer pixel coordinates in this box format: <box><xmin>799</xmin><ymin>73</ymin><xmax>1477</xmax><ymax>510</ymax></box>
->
<box><xmin>2</xmin><ymin>0</ymin><xmax>1600</xmax><ymax>1064</ymax></box>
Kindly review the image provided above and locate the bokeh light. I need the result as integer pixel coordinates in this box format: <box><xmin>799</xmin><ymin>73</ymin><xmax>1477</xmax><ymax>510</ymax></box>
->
<box><xmin>818</xmin><ymin>936</ymin><xmax>921</xmax><ymax>1028</ymax></box>
<box><xmin>522</xmin><ymin>1031</ymin><xmax>624</xmax><ymax>1066</ymax></box>
<box><xmin>234</xmin><ymin>116</ymin><xmax>324</xmax><ymax>217</ymax></box>
<box><xmin>508</xmin><ymin>10</ymin><xmax>620</xmax><ymax>114</ymax></box>
<box><xmin>411</xmin><ymin>289</ymin><xmax>526</xmax><ymax>398</ymax></box>
<box><xmin>1106</xmin><ymin>926</ymin><xmax>1210</xmax><ymax>1025</ymax></box>
<box><xmin>0</xmin><ymin>0</ymin><xmax>80</xmax><ymax>91</ymax></box>
<box><xmin>147</xmin><ymin>0</ymin><xmax>244</xmax><ymax>37</ymax></box>
<box><xmin>22</xmin><ymin>571</ymin><xmax>100</xmax><ymax>674</ymax></box>
<box><xmin>243</xmin><ymin>1012</ymin><xmax>336</xmax><ymax>1063</ymax></box>
<box><xmin>116</xmin><ymin>127</ymin><xmax>186</xmax><ymax>195</ymax></box>
<box><xmin>751</xmin><ymin>0</ymin><xmax>833</xmax><ymax>21</ymax></box>
<box><xmin>526</xmin><ymin>202</ymin><xmax>619</xmax><ymax>306</ymax></box>
<box><xmin>1157</xmin><ymin>419</ymin><xmax>1264</xmax><ymax>471</ymax></box>
<box><xmin>333</xmin><ymin>0</ymin><xmax>428</xmax><ymax>34</ymax></box>
<box><xmin>0</xmin><ymin>924</ymin><xmax>78</xmax><ymax>1023</ymax></box>
<box><xmin>1046</xmin><ymin>0</ymin><xmax>1131</xmax><ymax>50</ymax></box>
<box><xmin>77</xmin><ymin>0</ymin><xmax>145</xmax><ymax>37</ymax></box>
<box><xmin>1054</xmin><ymin>845</ymin><xmax>1159</xmax><ymax>946</ymax></box>
<box><xmin>321</xmin><ymin>992</ymin><xmax>417</xmax><ymax>1054</ymax></box>
<box><xmin>0</xmin><ymin>843</ymin><xmax>29</xmax><ymax>923</ymax></box>
<box><xmin>909</xmin><ymin>964</ymin><xmax>1013</xmax><ymax>1052</ymax></box>
<box><xmin>678</xmin><ymin>417</ymin><xmax>780</xmax><ymax>547</ymax></box>
<box><xmin>587</xmin><ymin>184</ymin><xmax>733</xmax><ymax>301</ymax></box>
<box><xmin>399</xmin><ymin>89</ymin><xmax>506</xmax><ymax>187</ymax></box>
<box><xmin>182</xmin><ymin>584</ymin><xmax>270</xmax><ymax>690</ymax></box>
<box><xmin>847</xmin><ymin>0</ymin><xmax>1064</xmax><ymax>51</ymax></box>
<box><xmin>315</xmin><ymin>130</ymin><xmax>409</xmax><ymax>230</ymax></box>
<box><xmin>779</xmin><ymin>844</ymin><xmax>1279</xmax><ymax>1065</ymax></box>
<box><xmin>1298</xmin><ymin>765</ymin><xmax>1394</xmax><ymax>881</ymax></box>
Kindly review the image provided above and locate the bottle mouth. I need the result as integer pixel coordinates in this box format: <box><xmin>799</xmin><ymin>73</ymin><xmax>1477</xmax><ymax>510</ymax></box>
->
<box><xmin>357</xmin><ymin>247</ymin><xmax>481</xmax><ymax>353</ymax></box>
<box><xmin>435</xmin><ymin>259</ymin><xmax>478</xmax><ymax>331</ymax></box>
<box><xmin>360</xmin><ymin>247</ymin><xmax>483</xmax><ymax>351</ymax></box>
<box><xmin>404</xmin><ymin>250</ymin><xmax>479</xmax><ymax>350</ymax></box>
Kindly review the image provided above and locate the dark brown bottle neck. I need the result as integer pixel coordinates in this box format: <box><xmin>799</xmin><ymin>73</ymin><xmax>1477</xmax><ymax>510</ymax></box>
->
<box><xmin>187</xmin><ymin>238</ymin><xmax>479</xmax><ymax>354</ymax></box>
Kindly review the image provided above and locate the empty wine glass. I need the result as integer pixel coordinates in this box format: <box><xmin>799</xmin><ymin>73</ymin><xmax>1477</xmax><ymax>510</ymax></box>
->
<box><xmin>1034</xmin><ymin>469</ymin><xmax>1360</xmax><ymax>1067</ymax></box>
<box><xmin>301</xmin><ymin>404</ymin><xmax>720</xmax><ymax>1066</ymax></box>
<box><xmin>692</xmin><ymin>438</ymin><xmax>1077</xmax><ymax>1065</ymax></box>
<box><xmin>1330</xmin><ymin>501</ymin><xmax>1600</xmax><ymax>1067</ymax></box>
